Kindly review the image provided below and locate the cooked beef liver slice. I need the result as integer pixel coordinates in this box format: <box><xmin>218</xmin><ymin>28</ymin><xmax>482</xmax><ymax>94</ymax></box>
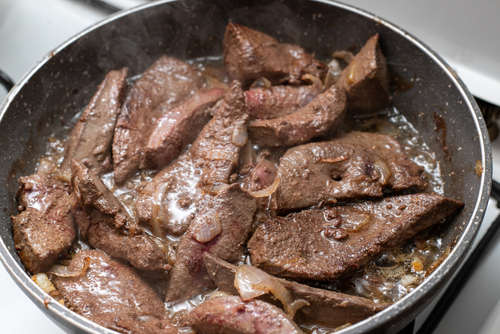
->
<box><xmin>51</xmin><ymin>250</ymin><xmax>177</xmax><ymax>334</ymax></box>
<box><xmin>165</xmin><ymin>184</ymin><xmax>256</xmax><ymax>302</ymax></box>
<box><xmin>249</xmin><ymin>193</ymin><xmax>463</xmax><ymax>281</ymax></box>
<box><xmin>204</xmin><ymin>254</ymin><xmax>387</xmax><ymax>328</ymax></box>
<box><xmin>189</xmin><ymin>295</ymin><xmax>303</xmax><ymax>334</ymax></box>
<box><xmin>61</xmin><ymin>68</ymin><xmax>128</xmax><ymax>178</ymax></box>
<box><xmin>71</xmin><ymin>160</ymin><xmax>169</xmax><ymax>275</ymax></box>
<box><xmin>190</xmin><ymin>80</ymin><xmax>249</xmax><ymax>188</ymax></box>
<box><xmin>112</xmin><ymin>56</ymin><xmax>203</xmax><ymax>184</ymax></box>
<box><xmin>224</xmin><ymin>23</ymin><xmax>325</xmax><ymax>86</ymax></box>
<box><xmin>86</xmin><ymin>218</ymin><xmax>170</xmax><ymax>275</ymax></box>
<box><xmin>274</xmin><ymin>131</ymin><xmax>426</xmax><ymax>210</ymax></box>
<box><xmin>337</xmin><ymin>34</ymin><xmax>389</xmax><ymax>112</ymax></box>
<box><xmin>12</xmin><ymin>174</ymin><xmax>75</xmax><ymax>273</ymax></box>
<box><xmin>145</xmin><ymin>88</ymin><xmax>225</xmax><ymax>169</ymax></box>
<box><xmin>248</xmin><ymin>84</ymin><xmax>346</xmax><ymax>147</ymax></box>
<box><xmin>245</xmin><ymin>81</ymin><xmax>322</xmax><ymax>120</ymax></box>
<box><xmin>136</xmin><ymin>81</ymin><xmax>249</xmax><ymax>235</ymax></box>
<box><xmin>71</xmin><ymin>159</ymin><xmax>136</xmax><ymax>231</ymax></box>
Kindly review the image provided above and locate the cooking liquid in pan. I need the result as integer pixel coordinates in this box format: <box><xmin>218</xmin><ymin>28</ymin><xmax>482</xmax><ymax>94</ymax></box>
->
<box><xmin>35</xmin><ymin>57</ymin><xmax>446</xmax><ymax>333</ymax></box>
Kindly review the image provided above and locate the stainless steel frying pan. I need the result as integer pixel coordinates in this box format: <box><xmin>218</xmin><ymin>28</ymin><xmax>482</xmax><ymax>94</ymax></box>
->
<box><xmin>0</xmin><ymin>1</ymin><xmax>491</xmax><ymax>333</ymax></box>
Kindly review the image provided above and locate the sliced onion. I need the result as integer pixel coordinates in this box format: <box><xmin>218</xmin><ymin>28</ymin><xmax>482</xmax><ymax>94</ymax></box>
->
<box><xmin>347</xmin><ymin>65</ymin><xmax>356</xmax><ymax>85</ymax></box>
<box><xmin>234</xmin><ymin>265</ymin><xmax>309</xmax><ymax>317</ymax></box>
<box><xmin>333</xmin><ymin>50</ymin><xmax>355</xmax><ymax>64</ymax></box>
<box><xmin>192</xmin><ymin>215</ymin><xmax>222</xmax><ymax>243</ymax></box>
<box><xmin>320</xmin><ymin>156</ymin><xmax>348</xmax><ymax>164</ymax></box>
<box><xmin>232</xmin><ymin>124</ymin><xmax>248</xmax><ymax>147</ymax></box>
<box><xmin>323</xmin><ymin>59</ymin><xmax>342</xmax><ymax>88</ymax></box>
<box><xmin>235</xmin><ymin>265</ymin><xmax>273</xmax><ymax>301</ymax></box>
<box><xmin>207</xmin><ymin>290</ymin><xmax>230</xmax><ymax>300</ymax></box>
<box><xmin>250</xmin><ymin>77</ymin><xmax>272</xmax><ymax>89</ymax></box>
<box><xmin>400</xmin><ymin>274</ymin><xmax>418</xmax><ymax>287</ymax></box>
<box><xmin>150</xmin><ymin>181</ymin><xmax>171</xmax><ymax>237</ymax></box>
<box><xmin>373</xmin><ymin>158</ymin><xmax>392</xmax><ymax>185</ymax></box>
<box><xmin>32</xmin><ymin>273</ymin><xmax>56</xmax><ymax>294</ymax></box>
<box><xmin>247</xmin><ymin>173</ymin><xmax>280</xmax><ymax>198</ymax></box>
<box><xmin>301</xmin><ymin>74</ymin><xmax>323</xmax><ymax>91</ymax></box>
<box><xmin>49</xmin><ymin>256</ymin><xmax>91</xmax><ymax>278</ymax></box>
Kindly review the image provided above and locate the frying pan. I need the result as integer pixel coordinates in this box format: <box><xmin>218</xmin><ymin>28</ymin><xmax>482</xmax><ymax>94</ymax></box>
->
<box><xmin>0</xmin><ymin>0</ymin><xmax>491</xmax><ymax>333</ymax></box>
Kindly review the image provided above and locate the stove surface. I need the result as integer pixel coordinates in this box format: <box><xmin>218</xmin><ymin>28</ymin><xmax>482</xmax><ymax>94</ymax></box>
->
<box><xmin>0</xmin><ymin>1</ymin><xmax>499</xmax><ymax>333</ymax></box>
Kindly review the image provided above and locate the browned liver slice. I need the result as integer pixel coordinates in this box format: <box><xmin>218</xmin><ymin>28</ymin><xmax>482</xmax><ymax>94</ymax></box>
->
<box><xmin>12</xmin><ymin>174</ymin><xmax>75</xmax><ymax>273</ymax></box>
<box><xmin>71</xmin><ymin>160</ymin><xmax>169</xmax><ymax>275</ymax></box>
<box><xmin>189</xmin><ymin>295</ymin><xmax>304</xmax><ymax>334</ymax></box>
<box><xmin>136</xmin><ymin>81</ymin><xmax>249</xmax><ymax>236</ymax></box>
<box><xmin>204</xmin><ymin>253</ymin><xmax>388</xmax><ymax>328</ymax></box>
<box><xmin>248</xmin><ymin>84</ymin><xmax>346</xmax><ymax>147</ymax></box>
<box><xmin>165</xmin><ymin>184</ymin><xmax>256</xmax><ymax>302</ymax></box>
<box><xmin>61</xmin><ymin>68</ymin><xmax>128</xmax><ymax>177</ymax></box>
<box><xmin>145</xmin><ymin>88</ymin><xmax>225</xmax><ymax>169</ymax></box>
<box><xmin>51</xmin><ymin>250</ymin><xmax>177</xmax><ymax>334</ymax></box>
<box><xmin>245</xmin><ymin>81</ymin><xmax>322</xmax><ymax>120</ymax></box>
<box><xmin>274</xmin><ymin>131</ymin><xmax>426</xmax><ymax>210</ymax></box>
<box><xmin>86</xmin><ymin>220</ymin><xmax>169</xmax><ymax>275</ymax></box>
<box><xmin>249</xmin><ymin>193</ymin><xmax>463</xmax><ymax>281</ymax></box>
<box><xmin>112</xmin><ymin>56</ymin><xmax>203</xmax><ymax>184</ymax></box>
<box><xmin>71</xmin><ymin>160</ymin><xmax>136</xmax><ymax>232</ymax></box>
<box><xmin>337</xmin><ymin>34</ymin><xmax>390</xmax><ymax>112</ymax></box>
<box><xmin>224</xmin><ymin>23</ymin><xmax>325</xmax><ymax>86</ymax></box>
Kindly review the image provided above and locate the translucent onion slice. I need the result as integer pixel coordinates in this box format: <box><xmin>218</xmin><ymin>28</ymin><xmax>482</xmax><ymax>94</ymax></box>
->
<box><xmin>301</xmin><ymin>74</ymin><xmax>323</xmax><ymax>91</ymax></box>
<box><xmin>249</xmin><ymin>77</ymin><xmax>272</xmax><ymax>89</ymax></box>
<box><xmin>323</xmin><ymin>59</ymin><xmax>342</xmax><ymax>88</ymax></box>
<box><xmin>234</xmin><ymin>265</ymin><xmax>309</xmax><ymax>317</ymax></box>
<box><xmin>48</xmin><ymin>256</ymin><xmax>91</xmax><ymax>278</ymax></box>
<box><xmin>192</xmin><ymin>215</ymin><xmax>222</xmax><ymax>244</ymax></box>
<box><xmin>373</xmin><ymin>158</ymin><xmax>392</xmax><ymax>185</ymax></box>
<box><xmin>232</xmin><ymin>123</ymin><xmax>248</xmax><ymax>147</ymax></box>
<box><xmin>332</xmin><ymin>50</ymin><xmax>355</xmax><ymax>64</ymax></box>
<box><xmin>32</xmin><ymin>273</ymin><xmax>56</xmax><ymax>294</ymax></box>
<box><xmin>246</xmin><ymin>173</ymin><xmax>280</xmax><ymax>198</ymax></box>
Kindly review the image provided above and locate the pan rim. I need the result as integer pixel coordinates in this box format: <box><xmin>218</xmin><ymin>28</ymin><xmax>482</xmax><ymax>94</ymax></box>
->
<box><xmin>0</xmin><ymin>0</ymin><xmax>491</xmax><ymax>333</ymax></box>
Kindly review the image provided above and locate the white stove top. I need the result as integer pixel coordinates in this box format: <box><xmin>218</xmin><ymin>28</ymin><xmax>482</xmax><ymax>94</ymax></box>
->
<box><xmin>1</xmin><ymin>1</ymin><xmax>499</xmax><ymax>333</ymax></box>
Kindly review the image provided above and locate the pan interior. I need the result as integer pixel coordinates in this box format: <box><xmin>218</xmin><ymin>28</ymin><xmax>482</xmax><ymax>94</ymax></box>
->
<box><xmin>0</xmin><ymin>1</ymin><xmax>489</xmax><ymax>333</ymax></box>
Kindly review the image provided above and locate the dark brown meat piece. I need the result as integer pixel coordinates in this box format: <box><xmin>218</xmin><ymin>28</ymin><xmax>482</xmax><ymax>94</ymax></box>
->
<box><xmin>189</xmin><ymin>295</ymin><xmax>303</xmax><ymax>334</ymax></box>
<box><xmin>86</xmin><ymin>221</ymin><xmax>170</xmax><ymax>275</ymax></box>
<box><xmin>51</xmin><ymin>250</ymin><xmax>177</xmax><ymax>334</ymax></box>
<box><xmin>245</xmin><ymin>81</ymin><xmax>322</xmax><ymax>120</ymax></box>
<box><xmin>112</xmin><ymin>56</ymin><xmax>203</xmax><ymax>184</ymax></box>
<box><xmin>136</xmin><ymin>81</ymin><xmax>249</xmax><ymax>235</ymax></box>
<box><xmin>145</xmin><ymin>88</ymin><xmax>225</xmax><ymax>169</ymax></box>
<box><xmin>12</xmin><ymin>174</ymin><xmax>75</xmax><ymax>273</ymax></box>
<box><xmin>337</xmin><ymin>34</ymin><xmax>389</xmax><ymax>112</ymax></box>
<box><xmin>61</xmin><ymin>68</ymin><xmax>128</xmax><ymax>177</ymax></box>
<box><xmin>224</xmin><ymin>23</ymin><xmax>325</xmax><ymax>86</ymax></box>
<box><xmin>274</xmin><ymin>131</ymin><xmax>426</xmax><ymax>210</ymax></box>
<box><xmin>71</xmin><ymin>160</ymin><xmax>136</xmax><ymax>232</ymax></box>
<box><xmin>248</xmin><ymin>84</ymin><xmax>346</xmax><ymax>147</ymax></box>
<box><xmin>204</xmin><ymin>254</ymin><xmax>387</xmax><ymax>328</ymax></box>
<box><xmin>71</xmin><ymin>160</ymin><xmax>169</xmax><ymax>275</ymax></box>
<box><xmin>165</xmin><ymin>184</ymin><xmax>256</xmax><ymax>302</ymax></box>
<box><xmin>249</xmin><ymin>193</ymin><xmax>463</xmax><ymax>281</ymax></box>
<box><xmin>190</xmin><ymin>80</ymin><xmax>249</xmax><ymax>188</ymax></box>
